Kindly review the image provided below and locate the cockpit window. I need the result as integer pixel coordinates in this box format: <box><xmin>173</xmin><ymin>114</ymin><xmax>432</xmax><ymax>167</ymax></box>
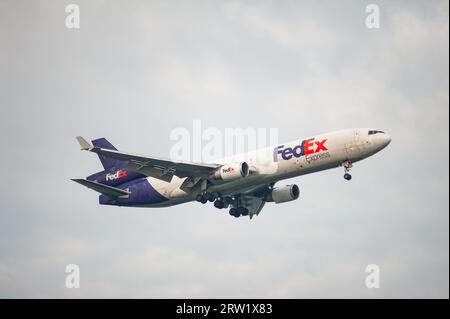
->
<box><xmin>368</xmin><ymin>130</ymin><xmax>385</xmax><ymax>135</ymax></box>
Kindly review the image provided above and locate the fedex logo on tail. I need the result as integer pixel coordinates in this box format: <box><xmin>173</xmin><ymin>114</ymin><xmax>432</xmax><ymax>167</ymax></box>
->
<box><xmin>274</xmin><ymin>138</ymin><xmax>328</xmax><ymax>161</ymax></box>
<box><xmin>106</xmin><ymin>170</ymin><xmax>127</xmax><ymax>181</ymax></box>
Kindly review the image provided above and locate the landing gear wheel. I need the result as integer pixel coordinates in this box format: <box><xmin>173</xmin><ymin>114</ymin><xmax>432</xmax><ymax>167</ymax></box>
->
<box><xmin>239</xmin><ymin>208</ymin><xmax>249</xmax><ymax>216</ymax></box>
<box><xmin>196</xmin><ymin>193</ymin><xmax>210</xmax><ymax>204</ymax></box>
<box><xmin>229</xmin><ymin>208</ymin><xmax>240</xmax><ymax>218</ymax></box>
<box><xmin>214</xmin><ymin>200</ymin><xmax>225</xmax><ymax>209</ymax></box>
<box><xmin>206</xmin><ymin>193</ymin><xmax>215</xmax><ymax>202</ymax></box>
<box><xmin>343</xmin><ymin>161</ymin><xmax>353</xmax><ymax>181</ymax></box>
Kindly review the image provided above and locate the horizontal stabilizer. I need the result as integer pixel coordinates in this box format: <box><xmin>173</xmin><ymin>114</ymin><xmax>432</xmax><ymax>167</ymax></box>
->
<box><xmin>71</xmin><ymin>178</ymin><xmax>130</xmax><ymax>197</ymax></box>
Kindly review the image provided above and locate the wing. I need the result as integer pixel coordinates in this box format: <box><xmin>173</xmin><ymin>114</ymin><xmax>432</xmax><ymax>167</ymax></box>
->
<box><xmin>76</xmin><ymin>136</ymin><xmax>220</xmax><ymax>183</ymax></box>
<box><xmin>231</xmin><ymin>183</ymin><xmax>274</xmax><ymax>218</ymax></box>
<box><xmin>240</xmin><ymin>195</ymin><xmax>266</xmax><ymax>219</ymax></box>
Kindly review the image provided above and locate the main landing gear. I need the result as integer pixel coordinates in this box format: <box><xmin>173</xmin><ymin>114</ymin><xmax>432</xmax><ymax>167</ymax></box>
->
<box><xmin>227</xmin><ymin>195</ymin><xmax>249</xmax><ymax>218</ymax></box>
<box><xmin>343</xmin><ymin>161</ymin><xmax>353</xmax><ymax>181</ymax></box>
<box><xmin>197</xmin><ymin>193</ymin><xmax>249</xmax><ymax>218</ymax></box>
<box><xmin>196</xmin><ymin>192</ymin><xmax>228</xmax><ymax>209</ymax></box>
<box><xmin>229</xmin><ymin>207</ymin><xmax>249</xmax><ymax>218</ymax></box>
<box><xmin>196</xmin><ymin>192</ymin><xmax>217</xmax><ymax>204</ymax></box>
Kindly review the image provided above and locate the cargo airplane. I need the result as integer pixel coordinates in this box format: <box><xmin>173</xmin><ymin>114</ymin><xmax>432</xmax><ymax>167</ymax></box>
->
<box><xmin>72</xmin><ymin>128</ymin><xmax>391</xmax><ymax>218</ymax></box>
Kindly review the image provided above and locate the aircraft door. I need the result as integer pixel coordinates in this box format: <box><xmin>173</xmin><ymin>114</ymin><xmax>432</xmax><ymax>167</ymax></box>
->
<box><xmin>345</xmin><ymin>130</ymin><xmax>367</xmax><ymax>160</ymax></box>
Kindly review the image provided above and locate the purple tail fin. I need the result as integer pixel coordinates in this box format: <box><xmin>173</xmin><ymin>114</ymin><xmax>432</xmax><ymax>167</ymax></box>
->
<box><xmin>91</xmin><ymin>138</ymin><xmax>125</xmax><ymax>170</ymax></box>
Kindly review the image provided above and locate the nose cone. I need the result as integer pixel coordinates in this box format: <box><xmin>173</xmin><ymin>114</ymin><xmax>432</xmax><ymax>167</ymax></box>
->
<box><xmin>382</xmin><ymin>134</ymin><xmax>392</xmax><ymax>147</ymax></box>
<box><xmin>377</xmin><ymin>133</ymin><xmax>391</xmax><ymax>150</ymax></box>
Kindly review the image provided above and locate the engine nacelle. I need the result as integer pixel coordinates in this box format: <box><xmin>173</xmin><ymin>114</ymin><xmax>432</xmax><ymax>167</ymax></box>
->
<box><xmin>212</xmin><ymin>162</ymin><xmax>249</xmax><ymax>181</ymax></box>
<box><xmin>265</xmin><ymin>184</ymin><xmax>300</xmax><ymax>203</ymax></box>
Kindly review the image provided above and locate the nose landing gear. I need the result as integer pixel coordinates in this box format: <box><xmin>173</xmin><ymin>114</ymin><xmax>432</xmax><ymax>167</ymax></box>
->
<box><xmin>343</xmin><ymin>161</ymin><xmax>353</xmax><ymax>181</ymax></box>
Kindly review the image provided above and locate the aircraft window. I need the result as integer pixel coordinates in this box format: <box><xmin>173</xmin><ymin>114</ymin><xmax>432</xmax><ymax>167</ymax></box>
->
<box><xmin>368</xmin><ymin>130</ymin><xmax>385</xmax><ymax>135</ymax></box>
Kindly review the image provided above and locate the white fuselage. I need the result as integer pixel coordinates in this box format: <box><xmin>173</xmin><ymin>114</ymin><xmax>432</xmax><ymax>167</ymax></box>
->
<box><xmin>143</xmin><ymin>128</ymin><xmax>391</xmax><ymax>207</ymax></box>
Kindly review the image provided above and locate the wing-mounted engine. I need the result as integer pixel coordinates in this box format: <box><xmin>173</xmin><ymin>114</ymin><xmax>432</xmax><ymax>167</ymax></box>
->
<box><xmin>265</xmin><ymin>184</ymin><xmax>300</xmax><ymax>203</ymax></box>
<box><xmin>211</xmin><ymin>162</ymin><xmax>249</xmax><ymax>181</ymax></box>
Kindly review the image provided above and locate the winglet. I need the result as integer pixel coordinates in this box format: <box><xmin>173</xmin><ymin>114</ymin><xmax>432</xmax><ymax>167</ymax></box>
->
<box><xmin>76</xmin><ymin>136</ymin><xmax>92</xmax><ymax>150</ymax></box>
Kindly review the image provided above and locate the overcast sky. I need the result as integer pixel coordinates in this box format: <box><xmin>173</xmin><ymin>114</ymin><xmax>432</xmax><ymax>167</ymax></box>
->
<box><xmin>0</xmin><ymin>0</ymin><xmax>448</xmax><ymax>298</ymax></box>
